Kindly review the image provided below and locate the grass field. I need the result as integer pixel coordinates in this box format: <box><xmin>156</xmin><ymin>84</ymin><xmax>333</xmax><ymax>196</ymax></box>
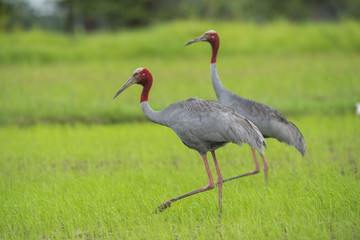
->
<box><xmin>1</xmin><ymin>20</ymin><xmax>360</xmax><ymax>239</ymax></box>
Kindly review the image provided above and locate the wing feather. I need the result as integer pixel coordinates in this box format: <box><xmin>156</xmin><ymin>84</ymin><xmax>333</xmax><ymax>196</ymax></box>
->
<box><xmin>159</xmin><ymin>99</ymin><xmax>266</xmax><ymax>155</ymax></box>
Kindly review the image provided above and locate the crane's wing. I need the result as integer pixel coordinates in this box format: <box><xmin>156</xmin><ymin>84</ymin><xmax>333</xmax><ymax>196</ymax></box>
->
<box><xmin>220</xmin><ymin>90</ymin><xmax>306</xmax><ymax>156</ymax></box>
<box><xmin>159</xmin><ymin>98</ymin><xmax>266</xmax><ymax>155</ymax></box>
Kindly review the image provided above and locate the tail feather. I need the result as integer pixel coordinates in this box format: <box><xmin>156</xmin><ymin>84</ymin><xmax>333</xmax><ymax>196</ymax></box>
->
<box><xmin>245</xmin><ymin>118</ymin><xmax>266</xmax><ymax>155</ymax></box>
<box><xmin>287</xmin><ymin>122</ymin><xmax>306</xmax><ymax>156</ymax></box>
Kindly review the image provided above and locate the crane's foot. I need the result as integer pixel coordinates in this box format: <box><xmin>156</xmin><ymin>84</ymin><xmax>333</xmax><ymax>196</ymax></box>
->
<box><xmin>153</xmin><ymin>200</ymin><xmax>172</xmax><ymax>214</ymax></box>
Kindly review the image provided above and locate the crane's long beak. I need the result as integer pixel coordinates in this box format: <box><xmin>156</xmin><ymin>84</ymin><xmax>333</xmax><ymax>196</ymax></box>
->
<box><xmin>113</xmin><ymin>76</ymin><xmax>136</xmax><ymax>99</ymax></box>
<box><xmin>184</xmin><ymin>34</ymin><xmax>207</xmax><ymax>46</ymax></box>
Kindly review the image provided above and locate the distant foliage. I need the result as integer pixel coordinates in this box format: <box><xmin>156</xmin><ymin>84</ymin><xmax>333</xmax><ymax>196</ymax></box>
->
<box><xmin>1</xmin><ymin>0</ymin><xmax>360</xmax><ymax>32</ymax></box>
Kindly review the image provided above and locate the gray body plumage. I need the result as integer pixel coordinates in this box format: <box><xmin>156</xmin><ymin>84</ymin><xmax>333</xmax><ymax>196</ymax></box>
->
<box><xmin>141</xmin><ymin>98</ymin><xmax>266</xmax><ymax>156</ymax></box>
<box><xmin>211</xmin><ymin>63</ymin><xmax>306</xmax><ymax>156</ymax></box>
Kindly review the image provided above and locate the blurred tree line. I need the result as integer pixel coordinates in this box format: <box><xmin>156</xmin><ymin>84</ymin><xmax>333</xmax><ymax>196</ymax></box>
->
<box><xmin>1</xmin><ymin>0</ymin><xmax>360</xmax><ymax>32</ymax></box>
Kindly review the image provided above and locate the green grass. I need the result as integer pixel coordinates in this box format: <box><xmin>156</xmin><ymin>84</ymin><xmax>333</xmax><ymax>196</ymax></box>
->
<box><xmin>0</xmin><ymin>115</ymin><xmax>359</xmax><ymax>239</ymax></box>
<box><xmin>1</xmin><ymin>20</ymin><xmax>360</xmax><ymax>125</ymax></box>
<box><xmin>1</xmin><ymin>20</ymin><xmax>360</xmax><ymax>64</ymax></box>
<box><xmin>0</xmin><ymin>20</ymin><xmax>360</xmax><ymax>239</ymax></box>
<box><xmin>1</xmin><ymin>54</ymin><xmax>359</xmax><ymax>125</ymax></box>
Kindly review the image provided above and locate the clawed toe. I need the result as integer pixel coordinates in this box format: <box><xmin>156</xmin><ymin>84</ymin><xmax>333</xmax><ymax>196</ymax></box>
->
<box><xmin>153</xmin><ymin>200</ymin><xmax>172</xmax><ymax>214</ymax></box>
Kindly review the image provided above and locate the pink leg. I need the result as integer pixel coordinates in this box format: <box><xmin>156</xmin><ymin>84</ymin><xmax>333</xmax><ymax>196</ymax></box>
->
<box><xmin>223</xmin><ymin>148</ymin><xmax>260</xmax><ymax>183</ymax></box>
<box><xmin>260</xmin><ymin>154</ymin><xmax>269</xmax><ymax>184</ymax></box>
<box><xmin>155</xmin><ymin>154</ymin><xmax>215</xmax><ymax>213</ymax></box>
<box><xmin>211</xmin><ymin>151</ymin><xmax>224</xmax><ymax>218</ymax></box>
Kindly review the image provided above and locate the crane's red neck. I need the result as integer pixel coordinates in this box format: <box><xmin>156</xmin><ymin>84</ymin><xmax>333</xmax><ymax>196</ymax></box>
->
<box><xmin>139</xmin><ymin>68</ymin><xmax>153</xmax><ymax>103</ymax></box>
<box><xmin>209</xmin><ymin>33</ymin><xmax>220</xmax><ymax>63</ymax></box>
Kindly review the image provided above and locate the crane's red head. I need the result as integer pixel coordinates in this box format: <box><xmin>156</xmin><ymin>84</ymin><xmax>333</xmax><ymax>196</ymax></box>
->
<box><xmin>184</xmin><ymin>30</ymin><xmax>220</xmax><ymax>63</ymax></box>
<box><xmin>113</xmin><ymin>68</ymin><xmax>153</xmax><ymax>102</ymax></box>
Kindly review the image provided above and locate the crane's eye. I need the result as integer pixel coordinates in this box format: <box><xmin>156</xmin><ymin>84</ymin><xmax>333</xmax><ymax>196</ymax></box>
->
<box><xmin>142</xmin><ymin>73</ymin><xmax>145</xmax><ymax>76</ymax></box>
<box><xmin>212</xmin><ymin>36</ymin><xmax>215</xmax><ymax>39</ymax></box>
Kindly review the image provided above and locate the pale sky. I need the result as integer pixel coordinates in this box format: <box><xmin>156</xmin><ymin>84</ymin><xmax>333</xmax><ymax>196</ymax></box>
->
<box><xmin>25</xmin><ymin>0</ymin><xmax>59</xmax><ymax>16</ymax></box>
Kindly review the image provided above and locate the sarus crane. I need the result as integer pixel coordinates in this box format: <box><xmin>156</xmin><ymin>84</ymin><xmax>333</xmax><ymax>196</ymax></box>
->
<box><xmin>113</xmin><ymin>68</ymin><xmax>267</xmax><ymax>215</ymax></box>
<box><xmin>185</xmin><ymin>30</ymin><xmax>306</xmax><ymax>183</ymax></box>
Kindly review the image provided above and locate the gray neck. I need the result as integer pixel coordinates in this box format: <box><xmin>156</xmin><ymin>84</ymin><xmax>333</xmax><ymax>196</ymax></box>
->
<box><xmin>210</xmin><ymin>63</ymin><xmax>226</xmax><ymax>99</ymax></box>
<box><xmin>140</xmin><ymin>101</ymin><xmax>164</xmax><ymax>126</ymax></box>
